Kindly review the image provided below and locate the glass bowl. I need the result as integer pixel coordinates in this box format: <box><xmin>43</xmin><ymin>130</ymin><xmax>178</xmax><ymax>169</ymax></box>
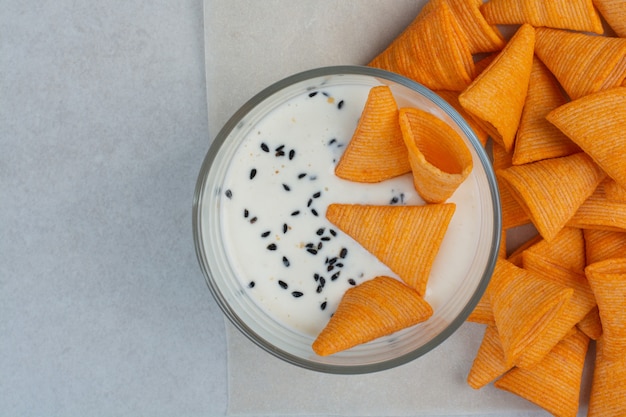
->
<box><xmin>193</xmin><ymin>65</ymin><xmax>501</xmax><ymax>374</ymax></box>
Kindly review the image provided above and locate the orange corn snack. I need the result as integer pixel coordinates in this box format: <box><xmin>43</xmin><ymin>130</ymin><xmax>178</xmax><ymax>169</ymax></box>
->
<box><xmin>517</xmin><ymin>251</ymin><xmax>596</xmax><ymax>368</ymax></box>
<box><xmin>368</xmin><ymin>2</ymin><xmax>474</xmax><ymax>91</ymax></box>
<box><xmin>585</xmin><ymin>258</ymin><xmax>626</xmax><ymax>359</ymax></box>
<box><xmin>497</xmin><ymin>174</ymin><xmax>531</xmax><ymax>230</ymax></box>
<box><xmin>422</xmin><ymin>0</ymin><xmax>505</xmax><ymax>54</ymax></box>
<box><xmin>458</xmin><ymin>24</ymin><xmax>535</xmax><ymax>152</ymax></box>
<box><xmin>524</xmin><ymin>227</ymin><xmax>586</xmax><ymax>273</ymax></box>
<box><xmin>480</xmin><ymin>0</ymin><xmax>604</xmax><ymax>34</ymax></box>
<box><xmin>592</xmin><ymin>0</ymin><xmax>626</xmax><ymax>38</ymax></box>
<box><xmin>494</xmin><ymin>328</ymin><xmax>590</xmax><ymax>417</ymax></box>
<box><xmin>605</xmin><ymin>179</ymin><xmax>626</xmax><ymax>202</ymax></box>
<box><xmin>467</xmin><ymin>325</ymin><xmax>511</xmax><ymax>389</ymax></box>
<box><xmin>512</xmin><ymin>57</ymin><xmax>581</xmax><ymax>165</ymax></box>
<box><xmin>488</xmin><ymin>259</ymin><xmax>574</xmax><ymax>367</ymax></box>
<box><xmin>577</xmin><ymin>306</ymin><xmax>603</xmax><ymax>340</ymax></box>
<box><xmin>497</xmin><ymin>152</ymin><xmax>605</xmax><ymax>242</ymax></box>
<box><xmin>334</xmin><ymin>85</ymin><xmax>409</xmax><ymax>183</ymax></box>
<box><xmin>567</xmin><ymin>179</ymin><xmax>626</xmax><ymax>232</ymax></box>
<box><xmin>588</xmin><ymin>335</ymin><xmax>626</xmax><ymax>417</ymax></box>
<box><xmin>535</xmin><ymin>28</ymin><xmax>626</xmax><ymax>100</ymax></box>
<box><xmin>435</xmin><ymin>90</ymin><xmax>488</xmax><ymax>147</ymax></box>
<box><xmin>325</xmin><ymin>203</ymin><xmax>456</xmax><ymax>296</ymax></box>
<box><xmin>584</xmin><ymin>228</ymin><xmax>626</xmax><ymax>265</ymax></box>
<box><xmin>491</xmin><ymin>141</ymin><xmax>512</xmax><ymax>172</ymax></box>
<box><xmin>547</xmin><ymin>87</ymin><xmax>626</xmax><ymax>189</ymax></box>
<box><xmin>312</xmin><ymin>276</ymin><xmax>433</xmax><ymax>356</ymax></box>
<box><xmin>399</xmin><ymin>107</ymin><xmax>473</xmax><ymax>203</ymax></box>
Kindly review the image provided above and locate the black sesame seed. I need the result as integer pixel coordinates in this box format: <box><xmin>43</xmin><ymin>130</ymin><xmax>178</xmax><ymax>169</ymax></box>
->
<box><xmin>278</xmin><ymin>280</ymin><xmax>288</xmax><ymax>289</ymax></box>
<box><xmin>306</xmin><ymin>243</ymin><xmax>315</xmax><ymax>248</ymax></box>
<box><xmin>336</xmin><ymin>263</ymin><xmax>344</xmax><ymax>268</ymax></box>
<box><xmin>298</xmin><ymin>173</ymin><xmax>307</xmax><ymax>179</ymax></box>
<box><xmin>289</xmin><ymin>149</ymin><xmax>295</xmax><ymax>160</ymax></box>
<box><xmin>311</xmin><ymin>209</ymin><xmax>319</xmax><ymax>216</ymax></box>
<box><xmin>348</xmin><ymin>279</ymin><xmax>356</xmax><ymax>286</ymax></box>
<box><xmin>261</xmin><ymin>231</ymin><xmax>271</xmax><ymax>238</ymax></box>
<box><xmin>317</xmin><ymin>242</ymin><xmax>323</xmax><ymax>250</ymax></box>
<box><xmin>390</xmin><ymin>196</ymin><xmax>399</xmax><ymax>204</ymax></box>
<box><xmin>329</xmin><ymin>229</ymin><xmax>337</xmax><ymax>237</ymax></box>
<box><xmin>243</xmin><ymin>209</ymin><xmax>249</xmax><ymax>218</ymax></box>
<box><xmin>316</xmin><ymin>228</ymin><xmax>325</xmax><ymax>236</ymax></box>
<box><xmin>307</xmin><ymin>198</ymin><xmax>313</xmax><ymax>207</ymax></box>
<box><xmin>340</xmin><ymin>248</ymin><xmax>348</xmax><ymax>258</ymax></box>
<box><xmin>316</xmin><ymin>285</ymin><xmax>323</xmax><ymax>294</ymax></box>
<box><xmin>309</xmin><ymin>91</ymin><xmax>318</xmax><ymax>97</ymax></box>
<box><xmin>267</xmin><ymin>243</ymin><xmax>277</xmax><ymax>251</ymax></box>
<box><xmin>275</xmin><ymin>150</ymin><xmax>285</xmax><ymax>157</ymax></box>
<box><xmin>282</xmin><ymin>256</ymin><xmax>290</xmax><ymax>267</ymax></box>
<box><xmin>291</xmin><ymin>291</ymin><xmax>304</xmax><ymax>298</ymax></box>
<box><xmin>307</xmin><ymin>248</ymin><xmax>318</xmax><ymax>255</ymax></box>
<box><xmin>260</xmin><ymin>143</ymin><xmax>269</xmax><ymax>152</ymax></box>
<box><xmin>275</xmin><ymin>145</ymin><xmax>285</xmax><ymax>151</ymax></box>
<box><xmin>282</xmin><ymin>183</ymin><xmax>291</xmax><ymax>191</ymax></box>
<box><xmin>329</xmin><ymin>138</ymin><xmax>337</xmax><ymax>145</ymax></box>
<box><xmin>313</xmin><ymin>273</ymin><xmax>320</xmax><ymax>281</ymax></box>
<box><xmin>225</xmin><ymin>189</ymin><xmax>233</xmax><ymax>199</ymax></box>
<box><xmin>248</xmin><ymin>281</ymin><xmax>255</xmax><ymax>288</ymax></box>
<box><xmin>249</xmin><ymin>168</ymin><xmax>257</xmax><ymax>179</ymax></box>
<box><xmin>320</xmin><ymin>236</ymin><xmax>330</xmax><ymax>242</ymax></box>
<box><xmin>250</xmin><ymin>216</ymin><xmax>258</xmax><ymax>224</ymax></box>
<box><xmin>328</xmin><ymin>257</ymin><xmax>337</xmax><ymax>265</ymax></box>
<box><xmin>319</xmin><ymin>277</ymin><xmax>326</xmax><ymax>287</ymax></box>
<box><xmin>320</xmin><ymin>301</ymin><xmax>327</xmax><ymax>311</ymax></box>
<box><xmin>313</xmin><ymin>191</ymin><xmax>321</xmax><ymax>198</ymax></box>
<box><xmin>282</xmin><ymin>223</ymin><xmax>288</xmax><ymax>233</ymax></box>
<box><xmin>326</xmin><ymin>265</ymin><xmax>334</xmax><ymax>272</ymax></box>
<box><xmin>291</xmin><ymin>210</ymin><xmax>300</xmax><ymax>216</ymax></box>
<box><xmin>331</xmin><ymin>271</ymin><xmax>340</xmax><ymax>281</ymax></box>
<box><xmin>337</xmin><ymin>100</ymin><xmax>344</xmax><ymax>109</ymax></box>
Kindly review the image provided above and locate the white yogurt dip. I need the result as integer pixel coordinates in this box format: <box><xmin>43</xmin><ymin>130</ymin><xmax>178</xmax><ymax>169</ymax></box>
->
<box><xmin>219</xmin><ymin>81</ymin><xmax>484</xmax><ymax>337</ymax></box>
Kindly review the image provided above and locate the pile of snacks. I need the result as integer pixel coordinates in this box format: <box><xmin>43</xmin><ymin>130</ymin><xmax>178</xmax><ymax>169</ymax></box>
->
<box><xmin>317</xmin><ymin>0</ymin><xmax>626</xmax><ymax>416</ymax></box>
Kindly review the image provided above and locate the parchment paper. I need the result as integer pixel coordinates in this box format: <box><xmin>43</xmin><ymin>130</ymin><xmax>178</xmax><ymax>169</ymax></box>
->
<box><xmin>204</xmin><ymin>2</ymin><xmax>592</xmax><ymax>415</ymax></box>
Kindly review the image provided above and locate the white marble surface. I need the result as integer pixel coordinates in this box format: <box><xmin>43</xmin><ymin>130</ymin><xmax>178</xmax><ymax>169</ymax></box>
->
<box><xmin>1</xmin><ymin>0</ymin><xmax>588</xmax><ymax>416</ymax></box>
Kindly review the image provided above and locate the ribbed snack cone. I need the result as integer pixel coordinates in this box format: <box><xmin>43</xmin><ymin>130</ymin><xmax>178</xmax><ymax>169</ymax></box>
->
<box><xmin>593</xmin><ymin>0</ymin><xmax>626</xmax><ymax>37</ymax></box>
<box><xmin>325</xmin><ymin>203</ymin><xmax>455</xmax><ymax>296</ymax></box>
<box><xmin>480</xmin><ymin>0</ymin><xmax>603</xmax><ymax>34</ymax></box>
<box><xmin>334</xmin><ymin>85</ymin><xmax>410</xmax><ymax>183</ymax></box>
<box><xmin>458</xmin><ymin>24</ymin><xmax>535</xmax><ymax>152</ymax></box>
<box><xmin>535</xmin><ymin>29</ymin><xmax>626</xmax><ymax>100</ymax></box>
<box><xmin>495</xmin><ymin>328</ymin><xmax>590</xmax><ymax>417</ymax></box>
<box><xmin>585</xmin><ymin>257</ymin><xmax>626</xmax><ymax>360</ymax></box>
<box><xmin>312</xmin><ymin>276</ymin><xmax>433</xmax><ymax>356</ymax></box>
<box><xmin>398</xmin><ymin>107</ymin><xmax>473</xmax><ymax>203</ymax></box>
<box><xmin>487</xmin><ymin>259</ymin><xmax>574</xmax><ymax>367</ymax></box>
<box><xmin>497</xmin><ymin>152</ymin><xmax>605</xmax><ymax>242</ymax></box>
<box><xmin>467</xmin><ymin>325</ymin><xmax>511</xmax><ymax>389</ymax></box>
<box><xmin>368</xmin><ymin>1</ymin><xmax>474</xmax><ymax>91</ymax></box>
<box><xmin>567</xmin><ymin>178</ymin><xmax>626</xmax><ymax>232</ymax></box>
<box><xmin>512</xmin><ymin>57</ymin><xmax>581</xmax><ymax>165</ymax></box>
<box><xmin>547</xmin><ymin>87</ymin><xmax>626</xmax><ymax>189</ymax></box>
<box><xmin>588</xmin><ymin>334</ymin><xmax>626</xmax><ymax>417</ymax></box>
<box><xmin>584</xmin><ymin>228</ymin><xmax>626</xmax><ymax>265</ymax></box>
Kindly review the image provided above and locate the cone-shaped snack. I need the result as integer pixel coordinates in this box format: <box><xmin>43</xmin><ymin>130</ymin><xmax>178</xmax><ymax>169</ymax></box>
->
<box><xmin>480</xmin><ymin>0</ymin><xmax>604</xmax><ymax>34</ymax></box>
<box><xmin>497</xmin><ymin>152</ymin><xmax>605</xmax><ymax>242</ymax></box>
<box><xmin>312</xmin><ymin>276</ymin><xmax>433</xmax><ymax>356</ymax></box>
<box><xmin>517</xmin><ymin>251</ymin><xmax>596</xmax><ymax>368</ymax></box>
<box><xmin>467</xmin><ymin>325</ymin><xmax>511</xmax><ymax>389</ymax></box>
<box><xmin>435</xmin><ymin>90</ymin><xmax>489</xmax><ymax>146</ymax></box>
<box><xmin>593</xmin><ymin>0</ymin><xmax>626</xmax><ymax>38</ymax></box>
<box><xmin>368</xmin><ymin>2</ymin><xmax>474</xmax><ymax>91</ymax></box>
<box><xmin>585</xmin><ymin>257</ymin><xmax>626</xmax><ymax>360</ymax></box>
<box><xmin>422</xmin><ymin>0</ymin><xmax>505</xmax><ymax>54</ymax></box>
<box><xmin>524</xmin><ymin>227</ymin><xmax>586</xmax><ymax>273</ymax></box>
<box><xmin>488</xmin><ymin>259</ymin><xmax>574</xmax><ymax>367</ymax></box>
<box><xmin>495</xmin><ymin>328</ymin><xmax>590</xmax><ymax>417</ymax></box>
<box><xmin>334</xmin><ymin>85</ymin><xmax>410</xmax><ymax>183</ymax></box>
<box><xmin>497</xmin><ymin>174</ymin><xmax>531</xmax><ymax>230</ymax></box>
<box><xmin>584</xmin><ymin>228</ymin><xmax>626</xmax><ymax>265</ymax></box>
<box><xmin>325</xmin><ymin>203</ymin><xmax>455</xmax><ymax>295</ymax></box>
<box><xmin>399</xmin><ymin>108</ymin><xmax>473</xmax><ymax>203</ymax></box>
<box><xmin>512</xmin><ymin>57</ymin><xmax>581</xmax><ymax>166</ymax></box>
<box><xmin>577</xmin><ymin>306</ymin><xmax>603</xmax><ymax>340</ymax></box>
<box><xmin>535</xmin><ymin>29</ymin><xmax>626</xmax><ymax>100</ymax></box>
<box><xmin>588</xmin><ymin>335</ymin><xmax>626</xmax><ymax>417</ymax></box>
<box><xmin>567</xmin><ymin>179</ymin><xmax>626</xmax><ymax>232</ymax></box>
<box><xmin>459</xmin><ymin>24</ymin><xmax>535</xmax><ymax>152</ymax></box>
<box><xmin>547</xmin><ymin>87</ymin><xmax>626</xmax><ymax>189</ymax></box>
